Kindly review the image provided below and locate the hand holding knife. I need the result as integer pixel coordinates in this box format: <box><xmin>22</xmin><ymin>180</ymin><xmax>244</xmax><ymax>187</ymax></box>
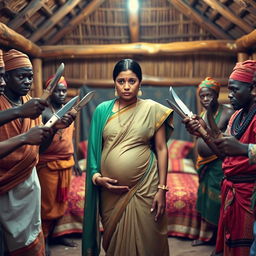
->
<box><xmin>68</xmin><ymin>91</ymin><xmax>96</xmax><ymax>116</ymax></box>
<box><xmin>44</xmin><ymin>96</ymin><xmax>78</xmax><ymax>128</ymax></box>
<box><xmin>166</xmin><ymin>87</ymin><xmax>225</xmax><ymax>159</ymax></box>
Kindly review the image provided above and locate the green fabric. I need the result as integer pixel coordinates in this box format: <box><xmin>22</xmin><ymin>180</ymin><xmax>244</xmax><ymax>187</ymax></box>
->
<box><xmin>82</xmin><ymin>99</ymin><xmax>115</xmax><ymax>256</ymax></box>
<box><xmin>196</xmin><ymin>158</ymin><xmax>223</xmax><ymax>226</ymax></box>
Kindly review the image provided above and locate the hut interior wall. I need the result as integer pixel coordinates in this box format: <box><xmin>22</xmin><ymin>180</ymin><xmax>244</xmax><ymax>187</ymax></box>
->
<box><xmin>42</xmin><ymin>54</ymin><xmax>235</xmax><ymax>104</ymax></box>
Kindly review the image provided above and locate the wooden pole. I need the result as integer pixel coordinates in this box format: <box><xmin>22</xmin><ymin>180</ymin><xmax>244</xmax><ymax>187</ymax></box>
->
<box><xmin>32</xmin><ymin>58</ymin><xmax>43</xmax><ymax>97</ymax></box>
<box><xmin>0</xmin><ymin>22</ymin><xmax>41</xmax><ymax>57</ymax></box>
<box><xmin>128</xmin><ymin>2</ymin><xmax>139</xmax><ymax>43</ymax></box>
<box><xmin>41</xmin><ymin>40</ymin><xmax>236</xmax><ymax>59</ymax></box>
<box><xmin>62</xmin><ymin>76</ymin><xmax>228</xmax><ymax>88</ymax></box>
<box><xmin>237</xmin><ymin>52</ymin><xmax>250</xmax><ymax>62</ymax></box>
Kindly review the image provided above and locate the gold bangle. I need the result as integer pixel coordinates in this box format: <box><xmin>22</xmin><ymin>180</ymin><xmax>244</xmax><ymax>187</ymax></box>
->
<box><xmin>92</xmin><ymin>173</ymin><xmax>102</xmax><ymax>185</ymax></box>
<box><xmin>157</xmin><ymin>184</ymin><xmax>169</xmax><ymax>191</ymax></box>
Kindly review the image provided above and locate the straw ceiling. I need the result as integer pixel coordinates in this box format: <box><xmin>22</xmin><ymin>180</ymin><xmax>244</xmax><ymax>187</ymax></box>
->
<box><xmin>0</xmin><ymin>0</ymin><xmax>255</xmax><ymax>46</ymax></box>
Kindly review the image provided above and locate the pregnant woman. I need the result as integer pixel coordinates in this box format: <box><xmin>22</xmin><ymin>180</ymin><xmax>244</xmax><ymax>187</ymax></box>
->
<box><xmin>82</xmin><ymin>59</ymin><xmax>173</xmax><ymax>256</ymax></box>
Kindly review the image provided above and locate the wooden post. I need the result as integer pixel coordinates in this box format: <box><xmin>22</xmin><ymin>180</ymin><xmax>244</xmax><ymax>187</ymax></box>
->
<box><xmin>32</xmin><ymin>58</ymin><xmax>43</xmax><ymax>97</ymax></box>
<box><xmin>237</xmin><ymin>52</ymin><xmax>250</xmax><ymax>62</ymax></box>
<box><xmin>0</xmin><ymin>22</ymin><xmax>41</xmax><ymax>57</ymax></box>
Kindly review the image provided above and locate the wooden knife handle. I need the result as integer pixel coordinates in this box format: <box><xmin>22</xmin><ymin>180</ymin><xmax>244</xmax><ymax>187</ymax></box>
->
<box><xmin>197</xmin><ymin>126</ymin><xmax>225</xmax><ymax>159</ymax></box>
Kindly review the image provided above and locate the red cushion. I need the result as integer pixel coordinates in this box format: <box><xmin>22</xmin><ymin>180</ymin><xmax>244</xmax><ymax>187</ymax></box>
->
<box><xmin>168</xmin><ymin>139</ymin><xmax>194</xmax><ymax>159</ymax></box>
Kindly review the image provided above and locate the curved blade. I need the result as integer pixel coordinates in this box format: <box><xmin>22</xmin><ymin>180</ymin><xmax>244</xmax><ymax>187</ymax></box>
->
<box><xmin>44</xmin><ymin>96</ymin><xmax>78</xmax><ymax>127</ymax></box>
<box><xmin>169</xmin><ymin>87</ymin><xmax>193</xmax><ymax>117</ymax></box>
<box><xmin>55</xmin><ymin>96</ymin><xmax>79</xmax><ymax>118</ymax></box>
<box><xmin>40</xmin><ymin>63</ymin><xmax>65</xmax><ymax>100</ymax></box>
<box><xmin>74</xmin><ymin>91</ymin><xmax>95</xmax><ymax>112</ymax></box>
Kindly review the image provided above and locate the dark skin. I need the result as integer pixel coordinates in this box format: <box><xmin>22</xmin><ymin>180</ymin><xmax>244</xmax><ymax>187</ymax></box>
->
<box><xmin>0</xmin><ymin>67</ymin><xmax>52</xmax><ymax>158</ymax></box>
<box><xmin>214</xmin><ymin>79</ymin><xmax>254</xmax><ymax>156</ymax></box>
<box><xmin>0</xmin><ymin>67</ymin><xmax>6</xmax><ymax>95</ymax></box>
<box><xmin>40</xmin><ymin>83</ymin><xmax>79</xmax><ymax>250</ymax></box>
<box><xmin>196</xmin><ymin>88</ymin><xmax>234</xmax><ymax>157</ymax></box>
<box><xmin>40</xmin><ymin>83</ymin><xmax>81</xmax><ymax>175</ymax></box>
<box><xmin>183</xmin><ymin>87</ymin><xmax>233</xmax><ymax>246</ymax></box>
<box><xmin>184</xmin><ymin>80</ymin><xmax>254</xmax><ymax>157</ymax></box>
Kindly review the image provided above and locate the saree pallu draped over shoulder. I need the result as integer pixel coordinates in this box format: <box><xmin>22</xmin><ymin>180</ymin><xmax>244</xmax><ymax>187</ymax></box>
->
<box><xmin>82</xmin><ymin>99</ymin><xmax>173</xmax><ymax>256</ymax></box>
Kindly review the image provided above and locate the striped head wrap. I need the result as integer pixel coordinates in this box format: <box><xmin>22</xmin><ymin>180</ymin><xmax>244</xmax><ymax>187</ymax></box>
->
<box><xmin>3</xmin><ymin>49</ymin><xmax>32</xmax><ymax>71</ymax></box>
<box><xmin>45</xmin><ymin>75</ymin><xmax>67</xmax><ymax>88</ymax></box>
<box><xmin>198</xmin><ymin>77</ymin><xmax>220</xmax><ymax>94</ymax></box>
<box><xmin>229</xmin><ymin>60</ymin><xmax>256</xmax><ymax>84</ymax></box>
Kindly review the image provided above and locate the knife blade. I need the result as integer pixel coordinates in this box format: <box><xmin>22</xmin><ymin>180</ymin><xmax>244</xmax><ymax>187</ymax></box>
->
<box><xmin>44</xmin><ymin>95</ymin><xmax>78</xmax><ymax>128</ymax></box>
<box><xmin>40</xmin><ymin>63</ymin><xmax>65</xmax><ymax>100</ymax></box>
<box><xmin>169</xmin><ymin>87</ymin><xmax>194</xmax><ymax>117</ymax></box>
<box><xmin>69</xmin><ymin>91</ymin><xmax>95</xmax><ymax>116</ymax></box>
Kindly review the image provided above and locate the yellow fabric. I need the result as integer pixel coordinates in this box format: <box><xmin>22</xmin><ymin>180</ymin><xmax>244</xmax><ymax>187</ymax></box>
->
<box><xmin>196</xmin><ymin>154</ymin><xmax>218</xmax><ymax>169</ymax></box>
<box><xmin>100</xmin><ymin>99</ymin><xmax>172</xmax><ymax>256</ymax></box>
<box><xmin>47</xmin><ymin>156</ymin><xmax>75</xmax><ymax>170</ymax></box>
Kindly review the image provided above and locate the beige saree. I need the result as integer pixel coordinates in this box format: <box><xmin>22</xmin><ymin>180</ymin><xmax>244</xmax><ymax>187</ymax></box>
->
<box><xmin>100</xmin><ymin>99</ymin><xmax>172</xmax><ymax>256</ymax></box>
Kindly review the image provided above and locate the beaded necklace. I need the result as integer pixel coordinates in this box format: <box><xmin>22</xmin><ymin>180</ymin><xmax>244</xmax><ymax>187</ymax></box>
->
<box><xmin>231</xmin><ymin>103</ymin><xmax>256</xmax><ymax>139</ymax></box>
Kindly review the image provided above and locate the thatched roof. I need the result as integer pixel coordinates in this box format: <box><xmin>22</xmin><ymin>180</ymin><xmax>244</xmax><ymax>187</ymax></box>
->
<box><xmin>1</xmin><ymin>0</ymin><xmax>255</xmax><ymax>46</ymax></box>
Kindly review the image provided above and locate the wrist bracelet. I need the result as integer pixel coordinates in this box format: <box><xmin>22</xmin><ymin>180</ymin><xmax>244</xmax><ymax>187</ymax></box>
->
<box><xmin>157</xmin><ymin>184</ymin><xmax>169</xmax><ymax>191</ymax></box>
<box><xmin>92</xmin><ymin>173</ymin><xmax>102</xmax><ymax>185</ymax></box>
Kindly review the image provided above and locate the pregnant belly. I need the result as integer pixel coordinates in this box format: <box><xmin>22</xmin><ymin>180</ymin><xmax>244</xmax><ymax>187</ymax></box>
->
<box><xmin>101</xmin><ymin>147</ymin><xmax>150</xmax><ymax>187</ymax></box>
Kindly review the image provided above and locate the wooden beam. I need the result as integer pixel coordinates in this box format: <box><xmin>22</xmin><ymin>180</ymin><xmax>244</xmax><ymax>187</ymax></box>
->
<box><xmin>7</xmin><ymin>0</ymin><xmax>48</xmax><ymax>30</ymax></box>
<box><xmin>32</xmin><ymin>58</ymin><xmax>43</xmax><ymax>97</ymax></box>
<box><xmin>0</xmin><ymin>23</ymin><xmax>41</xmax><ymax>57</ymax></box>
<box><xmin>47</xmin><ymin>0</ymin><xmax>106</xmax><ymax>44</ymax></box>
<box><xmin>202</xmin><ymin>0</ymin><xmax>253</xmax><ymax>33</ymax></box>
<box><xmin>63</xmin><ymin>76</ymin><xmax>228</xmax><ymax>88</ymax></box>
<box><xmin>169</xmin><ymin>0</ymin><xmax>232</xmax><ymax>39</ymax></box>
<box><xmin>236</xmin><ymin>29</ymin><xmax>256</xmax><ymax>51</ymax></box>
<box><xmin>29</xmin><ymin>0</ymin><xmax>81</xmax><ymax>43</ymax></box>
<box><xmin>128</xmin><ymin>3</ymin><xmax>139</xmax><ymax>42</ymax></box>
<box><xmin>41</xmin><ymin>40</ymin><xmax>236</xmax><ymax>59</ymax></box>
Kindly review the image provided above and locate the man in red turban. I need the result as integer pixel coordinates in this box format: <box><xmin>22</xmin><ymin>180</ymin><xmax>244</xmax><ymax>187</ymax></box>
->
<box><xmin>212</xmin><ymin>60</ymin><xmax>256</xmax><ymax>256</ymax></box>
<box><xmin>184</xmin><ymin>60</ymin><xmax>256</xmax><ymax>255</ymax></box>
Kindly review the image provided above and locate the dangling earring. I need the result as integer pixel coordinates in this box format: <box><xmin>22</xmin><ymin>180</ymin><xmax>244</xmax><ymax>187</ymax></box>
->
<box><xmin>115</xmin><ymin>88</ymin><xmax>118</xmax><ymax>97</ymax></box>
<box><xmin>138</xmin><ymin>88</ymin><xmax>142</xmax><ymax>97</ymax></box>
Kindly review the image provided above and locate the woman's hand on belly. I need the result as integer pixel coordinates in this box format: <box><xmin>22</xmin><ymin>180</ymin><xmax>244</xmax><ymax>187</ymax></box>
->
<box><xmin>95</xmin><ymin>176</ymin><xmax>130</xmax><ymax>194</ymax></box>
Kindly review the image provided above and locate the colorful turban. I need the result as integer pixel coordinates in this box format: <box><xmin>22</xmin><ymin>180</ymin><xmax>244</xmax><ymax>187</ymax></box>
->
<box><xmin>0</xmin><ymin>49</ymin><xmax>4</xmax><ymax>68</ymax></box>
<box><xmin>45</xmin><ymin>75</ymin><xmax>67</xmax><ymax>88</ymax></box>
<box><xmin>3</xmin><ymin>49</ymin><xmax>32</xmax><ymax>71</ymax></box>
<box><xmin>229</xmin><ymin>60</ymin><xmax>256</xmax><ymax>84</ymax></box>
<box><xmin>198</xmin><ymin>77</ymin><xmax>220</xmax><ymax>94</ymax></box>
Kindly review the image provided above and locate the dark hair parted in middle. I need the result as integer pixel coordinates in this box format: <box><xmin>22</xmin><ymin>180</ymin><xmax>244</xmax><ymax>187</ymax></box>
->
<box><xmin>112</xmin><ymin>59</ymin><xmax>142</xmax><ymax>82</ymax></box>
